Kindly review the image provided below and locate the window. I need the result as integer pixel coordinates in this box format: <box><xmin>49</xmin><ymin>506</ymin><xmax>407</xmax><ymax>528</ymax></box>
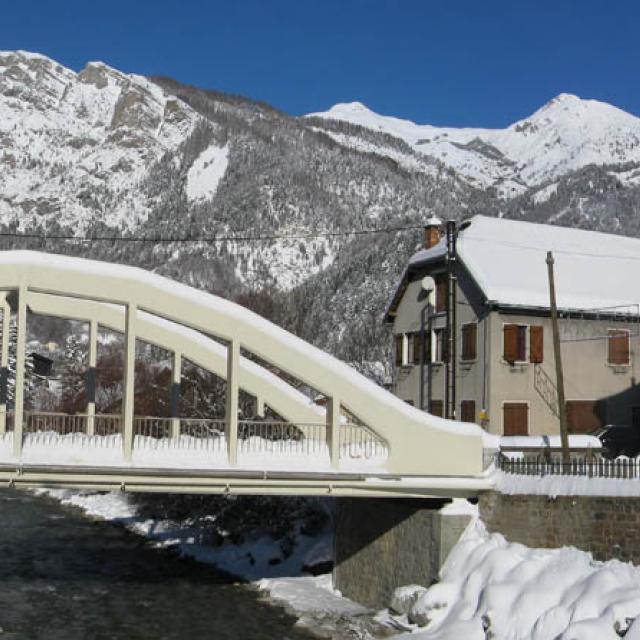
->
<box><xmin>435</xmin><ymin>273</ymin><xmax>448</xmax><ymax>313</ymax></box>
<box><xmin>429</xmin><ymin>400</ymin><xmax>443</xmax><ymax>417</ymax></box>
<box><xmin>529</xmin><ymin>325</ymin><xmax>543</xmax><ymax>364</ymax></box>
<box><xmin>461</xmin><ymin>323</ymin><xmax>477</xmax><ymax>361</ymax></box>
<box><xmin>503</xmin><ymin>324</ymin><xmax>527</xmax><ymax>364</ymax></box>
<box><xmin>566</xmin><ymin>400</ymin><xmax>603</xmax><ymax>434</ymax></box>
<box><xmin>434</xmin><ymin>328</ymin><xmax>449</xmax><ymax>363</ymax></box>
<box><xmin>503</xmin><ymin>402</ymin><xmax>528</xmax><ymax>435</ymax></box>
<box><xmin>460</xmin><ymin>400</ymin><xmax>476</xmax><ymax>423</ymax></box>
<box><xmin>608</xmin><ymin>329</ymin><xmax>630</xmax><ymax>365</ymax></box>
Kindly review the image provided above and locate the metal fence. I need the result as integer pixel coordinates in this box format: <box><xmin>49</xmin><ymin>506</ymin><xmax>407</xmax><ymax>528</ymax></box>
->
<box><xmin>134</xmin><ymin>416</ymin><xmax>172</xmax><ymax>439</ymax></box>
<box><xmin>237</xmin><ymin>421</ymin><xmax>326</xmax><ymax>456</ymax></box>
<box><xmin>340</xmin><ymin>423</ymin><xmax>389</xmax><ymax>460</ymax></box>
<box><xmin>24</xmin><ymin>411</ymin><xmax>87</xmax><ymax>436</ymax></box>
<box><xmin>497</xmin><ymin>447</ymin><xmax>639</xmax><ymax>479</ymax></box>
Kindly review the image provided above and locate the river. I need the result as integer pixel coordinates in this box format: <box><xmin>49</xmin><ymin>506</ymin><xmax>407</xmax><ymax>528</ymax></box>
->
<box><xmin>0</xmin><ymin>490</ymin><xmax>316</xmax><ymax>640</ymax></box>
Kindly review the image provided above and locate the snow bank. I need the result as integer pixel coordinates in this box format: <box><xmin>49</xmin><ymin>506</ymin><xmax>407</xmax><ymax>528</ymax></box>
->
<box><xmin>495</xmin><ymin>469</ymin><xmax>640</xmax><ymax>497</ymax></box>
<box><xmin>395</xmin><ymin>520</ymin><xmax>640</xmax><ymax>640</ymax></box>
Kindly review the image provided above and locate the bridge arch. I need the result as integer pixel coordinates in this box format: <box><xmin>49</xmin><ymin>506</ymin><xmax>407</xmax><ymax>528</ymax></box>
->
<box><xmin>0</xmin><ymin>251</ymin><xmax>483</xmax><ymax>477</ymax></box>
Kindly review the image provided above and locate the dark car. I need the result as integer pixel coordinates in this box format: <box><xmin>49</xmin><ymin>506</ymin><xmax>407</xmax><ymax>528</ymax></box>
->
<box><xmin>595</xmin><ymin>425</ymin><xmax>640</xmax><ymax>459</ymax></box>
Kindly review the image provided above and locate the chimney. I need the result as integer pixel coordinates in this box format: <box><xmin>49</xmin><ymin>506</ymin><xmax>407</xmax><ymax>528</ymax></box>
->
<box><xmin>423</xmin><ymin>216</ymin><xmax>443</xmax><ymax>249</ymax></box>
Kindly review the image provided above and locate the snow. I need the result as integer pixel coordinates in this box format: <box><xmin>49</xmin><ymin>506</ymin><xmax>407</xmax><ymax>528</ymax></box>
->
<box><xmin>500</xmin><ymin>435</ymin><xmax>601</xmax><ymax>449</ymax></box>
<box><xmin>308</xmin><ymin>94</ymin><xmax>640</xmax><ymax>195</ymax></box>
<box><xmin>392</xmin><ymin>519</ymin><xmax>640</xmax><ymax>640</ymax></box>
<box><xmin>413</xmin><ymin>214</ymin><xmax>640</xmax><ymax>312</ymax></box>
<box><xmin>186</xmin><ymin>144</ymin><xmax>229</xmax><ymax>201</ymax></box>
<box><xmin>0</xmin><ymin>432</ymin><xmax>388</xmax><ymax>473</ymax></box>
<box><xmin>495</xmin><ymin>470</ymin><xmax>640</xmax><ymax>497</ymax></box>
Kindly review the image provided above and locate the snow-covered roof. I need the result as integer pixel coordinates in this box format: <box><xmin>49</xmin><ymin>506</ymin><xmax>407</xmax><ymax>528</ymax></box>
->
<box><xmin>389</xmin><ymin>215</ymin><xmax>640</xmax><ymax>317</ymax></box>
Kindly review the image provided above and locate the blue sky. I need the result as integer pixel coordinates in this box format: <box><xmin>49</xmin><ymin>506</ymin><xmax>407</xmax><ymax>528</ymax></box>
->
<box><xmin>2</xmin><ymin>0</ymin><xmax>638</xmax><ymax>127</ymax></box>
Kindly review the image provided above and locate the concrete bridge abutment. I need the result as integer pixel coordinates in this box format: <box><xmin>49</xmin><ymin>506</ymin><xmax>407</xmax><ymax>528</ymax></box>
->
<box><xmin>333</xmin><ymin>497</ymin><xmax>472</xmax><ymax>609</ymax></box>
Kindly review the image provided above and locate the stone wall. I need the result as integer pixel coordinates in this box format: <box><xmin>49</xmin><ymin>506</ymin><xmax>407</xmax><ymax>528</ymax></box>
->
<box><xmin>479</xmin><ymin>492</ymin><xmax>640</xmax><ymax>563</ymax></box>
<box><xmin>334</xmin><ymin>498</ymin><xmax>471</xmax><ymax>609</ymax></box>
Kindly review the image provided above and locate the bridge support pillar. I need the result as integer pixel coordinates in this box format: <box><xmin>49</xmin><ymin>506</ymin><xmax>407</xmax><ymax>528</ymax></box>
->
<box><xmin>86</xmin><ymin>319</ymin><xmax>97</xmax><ymax>436</ymax></box>
<box><xmin>171</xmin><ymin>351</ymin><xmax>181</xmax><ymax>439</ymax></box>
<box><xmin>334</xmin><ymin>498</ymin><xmax>472</xmax><ymax>609</ymax></box>
<box><xmin>13</xmin><ymin>285</ymin><xmax>27</xmax><ymax>457</ymax></box>
<box><xmin>255</xmin><ymin>395</ymin><xmax>265</xmax><ymax>419</ymax></box>
<box><xmin>225</xmin><ymin>339</ymin><xmax>239</xmax><ymax>465</ymax></box>
<box><xmin>122</xmin><ymin>303</ymin><xmax>137</xmax><ymax>462</ymax></box>
<box><xmin>326</xmin><ymin>396</ymin><xmax>340</xmax><ymax>468</ymax></box>
<box><xmin>0</xmin><ymin>296</ymin><xmax>10</xmax><ymax>435</ymax></box>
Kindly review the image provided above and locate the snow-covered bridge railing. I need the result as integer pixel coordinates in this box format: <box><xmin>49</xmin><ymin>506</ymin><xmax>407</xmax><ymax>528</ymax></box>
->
<box><xmin>0</xmin><ymin>251</ymin><xmax>484</xmax><ymax>480</ymax></box>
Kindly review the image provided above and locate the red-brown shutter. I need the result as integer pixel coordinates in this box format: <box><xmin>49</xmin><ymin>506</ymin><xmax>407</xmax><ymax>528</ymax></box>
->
<box><xmin>503</xmin><ymin>403</ymin><xmax>528</xmax><ymax>436</ymax></box>
<box><xmin>395</xmin><ymin>335</ymin><xmax>403</xmax><ymax>366</ymax></box>
<box><xmin>608</xmin><ymin>330</ymin><xmax>630</xmax><ymax>365</ymax></box>
<box><xmin>429</xmin><ymin>400</ymin><xmax>443</xmax><ymax>417</ymax></box>
<box><xmin>412</xmin><ymin>333</ymin><xmax>423</xmax><ymax>365</ymax></box>
<box><xmin>529</xmin><ymin>325</ymin><xmax>544</xmax><ymax>364</ymax></box>
<box><xmin>462</xmin><ymin>324</ymin><xmax>477</xmax><ymax>361</ymax></box>
<box><xmin>503</xmin><ymin>324</ymin><xmax>519</xmax><ymax>364</ymax></box>
<box><xmin>435</xmin><ymin>274</ymin><xmax>447</xmax><ymax>313</ymax></box>
<box><xmin>566</xmin><ymin>400</ymin><xmax>603</xmax><ymax>434</ymax></box>
<box><xmin>460</xmin><ymin>400</ymin><xmax>476</xmax><ymax>423</ymax></box>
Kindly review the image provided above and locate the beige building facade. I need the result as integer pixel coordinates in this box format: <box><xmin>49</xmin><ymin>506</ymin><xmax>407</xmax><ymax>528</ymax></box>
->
<box><xmin>386</xmin><ymin>216</ymin><xmax>640</xmax><ymax>436</ymax></box>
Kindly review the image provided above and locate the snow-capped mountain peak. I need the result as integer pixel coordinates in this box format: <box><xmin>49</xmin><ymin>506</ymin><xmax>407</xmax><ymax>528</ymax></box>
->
<box><xmin>308</xmin><ymin>93</ymin><xmax>640</xmax><ymax>197</ymax></box>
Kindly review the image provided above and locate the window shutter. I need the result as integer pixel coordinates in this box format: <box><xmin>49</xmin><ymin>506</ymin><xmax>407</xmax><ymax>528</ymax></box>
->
<box><xmin>503</xmin><ymin>324</ymin><xmax>519</xmax><ymax>364</ymax></box>
<box><xmin>503</xmin><ymin>403</ymin><xmax>528</xmax><ymax>436</ymax></box>
<box><xmin>395</xmin><ymin>335</ymin><xmax>403</xmax><ymax>366</ymax></box>
<box><xmin>529</xmin><ymin>326</ymin><xmax>543</xmax><ymax>363</ymax></box>
<box><xmin>460</xmin><ymin>400</ymin><xmax>476</xmax><ymax>423</ymax></box>
<box><xmin>412</xmin><ymin>333</ymin><xmax>423</xmax><ymax>365</ymax></box>
<box><xmin>608</xmin><ymin>330</ymin><xmax>630</xmax><ymax>365</ymax></box>
<box><xmin>435</xmin><ymin>274</ymin><xmax>447</xmax><ymax>313</ymax></box>
<box><xmin>462</xmin><ymin>324</ymin><xmax>477</xmax><ymax>361</ymax></box>
<box><xmin>429</xmin><ymin>400</ymin><xmax>443</xmax><ymax>417</ymax></box>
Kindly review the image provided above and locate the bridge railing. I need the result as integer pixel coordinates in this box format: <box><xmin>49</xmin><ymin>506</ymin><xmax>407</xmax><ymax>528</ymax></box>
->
<box><xmin>340</xmin><ymin>423</ymin><xmax>389</xmax><ymax>460</ymax></box>
<box><xmin>237</xmin><ymin>420</ymin><xmax>326</xmax><ymax>456</ymax></box>
<box><xmin>5</xmin><ymin>411</ymin><xmax>389</xmax><ymax>463</ymax></box>
<box><xmin>24</xmin><ymin>411</ymin><xmax>88</xmax><ymax>436</ymax></box>
<box><xmin>134</xmin><ymin>416</ymin><xmax>172</xmax><ymax>439</ymax></box>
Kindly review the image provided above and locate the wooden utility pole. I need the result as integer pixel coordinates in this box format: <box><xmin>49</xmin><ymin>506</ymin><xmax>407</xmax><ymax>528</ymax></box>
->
<box><xmin>546</xmin><ymin>251</ymin><xmax>570</xmax><ymax>464</ymax></box>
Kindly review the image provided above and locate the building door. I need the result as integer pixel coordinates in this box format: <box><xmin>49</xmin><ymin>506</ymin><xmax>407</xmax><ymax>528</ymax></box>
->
<box><xmin>503</xmin><ymin>403</ymin><xmax>528</xmax><ymax>436</ymax></box>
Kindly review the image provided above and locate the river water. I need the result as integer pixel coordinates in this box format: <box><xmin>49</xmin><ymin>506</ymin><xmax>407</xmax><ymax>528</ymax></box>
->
<box><xmin>0</xmin><ymin>490</ymin><xmax>315</xmax><ymax>640</ymax></box>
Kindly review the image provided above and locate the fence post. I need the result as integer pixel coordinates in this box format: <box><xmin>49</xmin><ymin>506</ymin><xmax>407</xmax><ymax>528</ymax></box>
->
<box><xmin>225</xmin><ymin>339</ymin><xmax>239</xmax><ymax>465</ymax></box>
<box><xmin>122</xmin><ymin>303</ymin><xmax>136</xmax><ymax>462</ymax></box>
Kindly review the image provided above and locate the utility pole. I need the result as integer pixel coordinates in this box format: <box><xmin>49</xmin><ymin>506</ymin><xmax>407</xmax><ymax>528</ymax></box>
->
<box><xmin>546</xmin><ymin>251</ymin><xmax>570</xmax><ymax>464</ymax></box>
<box><xmin>445</xmin><ymin>221</ymin><xmax>457</xmax><ymax>420</ymax></box>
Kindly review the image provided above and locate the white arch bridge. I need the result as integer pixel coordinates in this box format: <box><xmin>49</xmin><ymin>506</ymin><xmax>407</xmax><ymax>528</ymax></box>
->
<box><xmin>0</xmin><ymin>252</ymin><xmax>488</xmax><ymax>498</ymax></box>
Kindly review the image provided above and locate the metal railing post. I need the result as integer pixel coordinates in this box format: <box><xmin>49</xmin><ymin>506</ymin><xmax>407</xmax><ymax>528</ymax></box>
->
<box><xmin>122</xmin><ymin>303</ymin><xmax>136</xmax><ymax>461</ymax></box>
<box><xmin>225</xmin><ymin>339</ymin><xmax>239</xmax><ymax>465</ymax></box>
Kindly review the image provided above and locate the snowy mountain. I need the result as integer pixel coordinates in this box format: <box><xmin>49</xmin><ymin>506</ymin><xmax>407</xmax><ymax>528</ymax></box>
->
<box><xmin>3</xmin><ymin>50</ymin><xmax>640</xmax><ymax>370</ymax></box>
<box><xmin>0</xmin><ymin>50</ymin><xmax>198</xmax><ymax>230</ymax></box>
<box><xmin>308</xmin><ymin>94</ymin><xmax>640</xmax><ymax>198</ymax></box>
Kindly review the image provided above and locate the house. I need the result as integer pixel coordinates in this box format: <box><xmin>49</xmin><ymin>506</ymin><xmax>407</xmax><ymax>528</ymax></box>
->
<box><xmin>384</xmin><ymin>215</ymin><xmax>640</xmax><ymax>436</ymax></box>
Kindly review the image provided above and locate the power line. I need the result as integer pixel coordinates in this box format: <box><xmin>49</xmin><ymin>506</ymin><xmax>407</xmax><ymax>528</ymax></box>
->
<box><xmin>0</xmin><ymin>224</ymin><xmax>424</xmax><ymax>245</ymax></box>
